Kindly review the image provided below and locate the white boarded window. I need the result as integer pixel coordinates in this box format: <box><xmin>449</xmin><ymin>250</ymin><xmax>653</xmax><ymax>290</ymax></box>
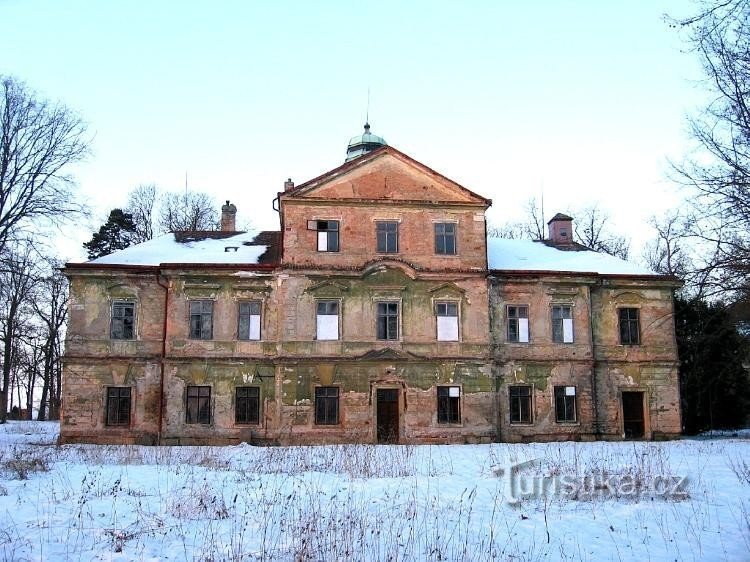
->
<box><xmin>316</xmin><ymin>300</ymin><xmax>340</xmax><ymax>340</ymax></box>
<box><xmin>308</xmin><ymin>220</ymin><xmax>339</xmax><ymax>252</ymax></box>
<box><xmin>552</xmin><ymin>305</ymin><xmax>574</xmax><ymax>343</ymax></box>
<box><xmin>435</xmin><ymin>302</ymin><xmax>459</xmax><ymax>341</ymax></box>
<box><xmin>238</xmin><ymin>301</ymin><xmax>261</xmax><ymax>341</ymax></box>
<box><xmin>507</xmin><ymin>305</ymin><xmax>529</xmax><ymax>343</ymax></box>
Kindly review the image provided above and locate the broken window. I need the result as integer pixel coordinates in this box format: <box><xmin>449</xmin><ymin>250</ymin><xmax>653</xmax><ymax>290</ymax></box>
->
<box><xmin>110</xmin><ymin>301</ymin><xmax>135</xmax><ymax>340</ymax></box>
<box><xmin>507</xmin><ymin>305</ymin><xmax>529</xmax><ymax>343</ymax></box>
<box><xmin>509</xmin><ymin>385</ymin><xmax>532</xmax><ymax>424</ymax></box>
<box><xmin>619</xmin><ymin>307</ymin><xmax>640</xmax><ymax>345</ymax></box>
<box><xmin>186</xmin><ymin>385</ymin><xmax>211</xmax><ymax>424</ymax></box>
<box><xmin>554</xmin><ymin>386</ymin><xmax>577</xmax><ymax>422</ymax></box>
<box><xmin>435</xmin><ymin>302</ymin><xmax>459</xmax><ymax>341</ymax></box>
<box><xmin>376</xmin><ymin>302</ymin><xmax>399</xmax><ymax>340</ymax></box>
<box><xmin>435</xmin><ymin>222</ymin><xmax>457</xmax><ymax>255</ymax></box>
<box><xmin>316</xmin><ymin>300</ymin><xmax>340</xmax><ymax>340</ymax></box>
<box><xmin>235</xmin><ymin>386</ymin><xmax>260</xmax><ymax>424</ymax></box>
<box><xmin>308</xmin><ymin>220</ymin><xmax>339</xmax><ymax>252</ymax></box>
<box><xmin>437</xmin><ymin>386</ymin><xmax>461</xmax><ymax>424</ymax></box>
<box><xmin>551</xmin><ymin>305</ymin><xmax>574</xmax><ymax>343</ymax></box>
<box><xmin>189</xmin><ymin>300</ymin><xmax>213</xmax><ymax>340</ymax></box>
<box><xmin>106</xmin><ymin>387</ymin><xmax>131</xmax><ymax>426</ymax></box>
<box><xmin>238</xmin><ymin>301</ymin><xmax>261</xmax><ymax>341</ymax></box>
<box><xmin>315</xmin><ymin>386</ymin><xmax>339</xmax><ymax>425</ymax></box>
<box><xmin>376</xmin><ymin>221</ymin><xmax>399</xmax><ymax>253</ymax></box>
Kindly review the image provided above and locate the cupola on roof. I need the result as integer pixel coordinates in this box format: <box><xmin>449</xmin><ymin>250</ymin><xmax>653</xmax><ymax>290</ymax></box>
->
<box><xmin>345</xmin><ymin>122</ymin><xmax>387</xmax><ymax>162</ymax></box>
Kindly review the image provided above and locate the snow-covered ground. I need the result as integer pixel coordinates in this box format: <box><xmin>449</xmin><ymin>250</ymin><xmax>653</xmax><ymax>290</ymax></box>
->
<box><xmin>0</xmin><ymin>422</ymin><xmax>748</xmax><ymax>561</ymax></box>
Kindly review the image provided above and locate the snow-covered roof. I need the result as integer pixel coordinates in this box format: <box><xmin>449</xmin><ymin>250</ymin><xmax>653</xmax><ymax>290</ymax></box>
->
<box><xmin>487</xmin><ymin>238</ymin><xmax>658</xmax><ymax>276</ymax></box>
<box><xmin>88</xmin><ymin>232</ymin><xmax>270</xmax><ymax>266</ymax></box>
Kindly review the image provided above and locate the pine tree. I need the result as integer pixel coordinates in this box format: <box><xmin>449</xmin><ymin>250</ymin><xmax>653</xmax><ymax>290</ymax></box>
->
<box><xmin>83</xmin><ymin>209</ymin><xmax>137</xmax><ymax>259</ymax></box>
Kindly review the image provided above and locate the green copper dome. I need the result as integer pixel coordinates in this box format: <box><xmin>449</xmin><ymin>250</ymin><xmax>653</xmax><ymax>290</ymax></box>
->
<box><xmin>345</xmin><ymin>123</ymin><xmax>387</xmax><ymax>162</ymax></box>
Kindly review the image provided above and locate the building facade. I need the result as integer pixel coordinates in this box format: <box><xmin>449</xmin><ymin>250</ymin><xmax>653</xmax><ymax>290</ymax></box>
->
<box><xmin>60</xmin><ymin>132</ymin><xmax>682</xmax><ymax>445</ymax></box>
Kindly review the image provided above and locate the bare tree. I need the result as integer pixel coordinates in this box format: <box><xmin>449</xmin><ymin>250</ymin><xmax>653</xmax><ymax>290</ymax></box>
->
<box><xmin>0</xmin><ymin>76</ymin><xmax>89</xmax><ymax>256</ymax></box>
<box><xmin>488</xmin><ymin>197</ymin><xmax>546</xmax><ymax>240</ymax></box>
<box><xmin>643</xmin><ymin>212</ymin><xmax>691</xmax><ymax>278</ymax></box>
<box><xmin>158</xmin><ymin>190</ymin><xmax>218</xmax><ymax>232</ymax></box>
<box><xmin>570</xmin><ymin>205</ymin><xmax>630</xmax><ymax>259</ymax></box>
<box><xmin>125</xmin><ymin>183</ymin><xmax>158</xmax><ymax>242</ymax></box>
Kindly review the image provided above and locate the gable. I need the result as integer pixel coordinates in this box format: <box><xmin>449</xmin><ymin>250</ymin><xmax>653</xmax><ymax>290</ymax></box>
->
<box><xmin>287</xmin><ymin>147</ymin><xmax>490</xmax><ymax>206</ymax></box>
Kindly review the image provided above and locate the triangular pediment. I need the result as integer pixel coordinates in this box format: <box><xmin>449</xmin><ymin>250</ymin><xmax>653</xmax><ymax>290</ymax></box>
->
<box><xmin>286</xmin><ymin>147</ymin><xmax>490</xmax><ymax>206</ymax></box>
<box><xmin>358</xmin><ymin>348</ymin><xmax>426</xmax><ymax>361</ymax></box>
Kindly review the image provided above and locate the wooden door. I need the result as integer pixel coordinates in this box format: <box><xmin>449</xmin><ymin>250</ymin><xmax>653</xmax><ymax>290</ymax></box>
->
<box><xmin>376</xmin><ymin>389</ymin><xmax>399</xmax><ymax>443</ymax></box>
<box><xmin>622</xmin><ymin>392</ymin><xmax>645</xmax><ymax>439</ymax></box>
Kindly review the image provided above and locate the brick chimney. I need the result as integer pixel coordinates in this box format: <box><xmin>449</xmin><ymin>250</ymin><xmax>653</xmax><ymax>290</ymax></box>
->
<box><xmin>284</xmin><ymin>178</ymin><xmax>295</xmax><ymax>191</ymax></box>
<box><xmin>221</xmin><ymin>200</ymin><xmax>237</xmax><ymax>232</ymax></box>
<box><xmin>547</xmin><ymin>213</ymin><xmax>574</xmax><ymax>246</ymax></box>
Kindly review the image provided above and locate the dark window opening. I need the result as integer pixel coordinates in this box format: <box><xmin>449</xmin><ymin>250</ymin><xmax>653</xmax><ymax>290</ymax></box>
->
<box><xmin>435</xmin><ymin>222</ymin><xmax>457</xmax><ymax>255</ymax></box>
<box><xmin>437</xmin><ymin>386</ymin><xmax>461</xmax><ymax>424</ymax></box>
<box><xmin>619</xmin><ymin>308</ymin><xmax>640</xmax><ymax>345</ymax></box>
<box><xmin>313</xmin><ymin>220</ymin><xmax>339</xmax><ymax>252</ymax></box>
<box><xmin>315</xmin><ymin>386</ymin><xmax>339</xmax><ymax>425</ymax></box>
<box><xmin>376</xmin><ymin>221</ymin><xmax>399</xmax><ymax>253</ymax></box>
<box><xmin>507</xmin><ymin>305</ymin><xmax>529</xmax><ymax>343</ymax></box>
<box><xmin>189</xmin><ymin>300</ymin><xmax>213</xmax><ymax>340</ymax></box>
<box><xmin>238</xmin><ymin>301</ymin><xmax>262</xmax><ymax>341</ymax></box>
<box><xmin>376</xmin><ymin>302</ymin><xmax>399</xmax><ymax>340</ymax></box>
<box><xmin>235</xmin><ymin>386</ymin><xmax>260</xmax><ymax>424</ymax></box>
<box><xmin>110</xmin><ymin>301</ymin><xmax>135</xmax><ymax>340</ymax></box>
<box><xmin>186</xmin><ymin>385</ymin><xmax>211</xmax><ymax>424</ymax></box>
<box><xmin>554</xmin><ymin>386</ymin><xmax>577</xmax><ymax>422</ymax></box>
<box><xmin>106</xmin><ymin>387</ymin><xmax>131</xmax><ymax>426</ymax></box>
<box><xmin>552</xmin><ymin>305</ymin><xmax>573</xmax><ymax>343</ymax></box>
<box><xmin>510</xmin><ymin>385</ymin><xmax>532</xmax><ymax>424</ymax></box>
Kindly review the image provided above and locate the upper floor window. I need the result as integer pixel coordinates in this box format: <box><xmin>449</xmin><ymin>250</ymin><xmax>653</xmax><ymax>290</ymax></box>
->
<box><xmin>316</xmin><ymin>300</ymin><xmax>340</xmax><ymax>340</ymax></box>
<box><xmin>308</xmin><ymin>220</ymin><xmax>339</xmax><ymax>252</ymax></box>
<box><xmin>189</xmin><ymin>300</ymin><xmax>213</xmax><ymax>340</ymax></box>
<box><xmin>238</xmin><ymin>301</ymin><xmax>261</xmax><ymax>341</ymax></box>
<box><xmin>507</xmin><ymin>305</ymin><xmax>529</xmax><ymax>343</ymax></box>
<box><xmin>186</xmin><ymin>385</ymin><xmax>211</xmax><ymax>424</ymax></box>
<box><xmin>437</xmin><ymin>386</ymin><xmax>461</xmax><ymax>424</ymax></box>
<box><xmin>110</xmin><ymin>301</ymin><xmax>135</xmax><ymax>340</ymax></box>
<box><xmin>435</xmin><ymin>302</ymin><xmax>459</xmax><ymax>341</ymax></box>
<box><xmin>435</xmin><ymin>222</ymin><xmax>457</xmax><ymax>255</ymax></box>
<box><xmin>235</xmin><ymin>386</ymin><xmax>260</xmax><ymax>424</ymax></box>
<box><xmin>106</xmin><ymin>387</ymin><xmax>131</xmax><ymax>426</ymax></box>
<box><xmin>554</xmin><ymin>386</ymin><xmax>577</xmax><ymax>423</ymax></box>
<box><xmin>619</xmin><ymin>308</ymin><xmax>640</xmax><ymax>345</ymax></box>
<box><xmin>376</xmin><ymin>302</ymin><xmax>399</xmax><ymax>340</ymax></box>
<box><xmin>376</xmin><ymin>221</ymin><xmax>399</xmax><ymax>253</ymax></box>
<box><xmin>509</xmin><ymin>385</ymin><xmax>532</xmax><ymax>424</ymax></box>
<box><xmin>551</xmin><ymin>305</ymin><xmax>573</xmax><ymax>343</ymax></box>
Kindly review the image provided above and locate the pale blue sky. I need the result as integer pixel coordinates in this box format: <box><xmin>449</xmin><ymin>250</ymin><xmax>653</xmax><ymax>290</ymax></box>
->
<box><xmin>2</xmin><ymin>0</ymin><xmax>704</xmax><ymax>261</ymax></box>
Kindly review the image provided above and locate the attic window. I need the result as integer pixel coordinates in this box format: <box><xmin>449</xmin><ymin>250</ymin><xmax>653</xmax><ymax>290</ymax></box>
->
<box><xmin>225</xmin><ymin>246</ymin><xmax>239</xmax><ymax>252</ymax></box>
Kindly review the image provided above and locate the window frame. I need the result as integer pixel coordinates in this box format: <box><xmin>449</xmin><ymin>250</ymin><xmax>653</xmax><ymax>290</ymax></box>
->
<box><xmin>376</xmin><ymin>220</ymin><xmax>399</xmax><ymax>253</ymax></box>
<box><xmin>237</xmin><ymin>300</ymin><xmax>262</xmax><ymax>341</ymax></box>
<box><xmin>509</xmin><ymin>385</ymin><xmax>533</xmax><ymax>424</ymax></box>
<box><xmin>105</xmin><ymin>386</ymin><xmax>131</xmax><ymax>426</ymax></box>
<box><xmin>186</xmin><ymin>385</ymin><xmax>211</xmax><ymax>425</ymax></box>
<box><xmin>309</xmin><ymin>219</ymin><xmax>340</xmax><ymax>252</ymax></box>
<box><xmin>434</xmin><ymin>222</ymin><xmax>457</xmax><ymax>255</ymax></box>
<box><xmin>110</xmin><ymin>300</ymin><xmax>136</xmax><ymax>340</ymax></box>
<box><xmin>618</xmin><ymin>307</ymin><xmax>641</xmax><ymax>345</ymax></box>
<box><xmin>376</xmin><ymin>301</ymin><xmax>400</xmax><ymax>341</ymax></box>
<box><xmin>315</xmin><ymin>299</ymin><xmax>341</xmax><ymax>341</ymax></box>
<box><xmin>235</xmin><ymin>386</ymin><xmax>260</xmax><ymax>425</ymax></box>
<box><xmin>437</xmin><ymin>385</ymin><xmax>461</xmax><ymax>424</ymax></box>
<box><xmin>189</xmin><ymin>300</ymin><xmax>214</xmax><ymax>340</ymax></box>
<box><xmin>435</xmin><ymin>301</ymin><xmax>459</xmax><ymax>342</ymax></box>
<box><xmin>506</xmin><ymin>305</ymin><xmax>529</xmax><ymax>343</ymax></box>
<box><xmin>554</xmin><ymin>385</ymin><xmax>577</xmax><ymax>423</ymax></box>
<box><xmin>315</xmin><ymin>386</ymin><xmax>340</xmax><ymax>425</ymax></box>
<box><xmin>551</xmin><ymin>304</ymin><xmax>574</xmax><ymax>343</ymax></box>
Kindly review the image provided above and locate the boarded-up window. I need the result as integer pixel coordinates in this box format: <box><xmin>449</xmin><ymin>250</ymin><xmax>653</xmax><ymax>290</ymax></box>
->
<box><xmin>235</xmin><ymin>386</ymin><xmax>260</xmax><ymax>424</ymax></box>
<box><xmin>316</xmin><ymin>301</ymin><xmax>340</xmax><ymax>340</ymax></box>
<box><xmin>507</xmin><ymin>305</ymin><xmax>529</xmax><ymax>343</ymax></box>
<box><xmin>435</xmin><ymin>302</ymin><xmax>459</xmax><ymax>341</ymax></box>
<box><xmin>552</xmin><ymin>305</ymin><xmax>573</xmax><ymax>343</ymax></box>
<box><xmin>106</xmin><ymin>387</ymin><xmax>131</xmax><ymax>426</ymax></box>
<box><xmin>308</xmin><ymin>220</ymin><xmax>339</xmax><ymax>252</ymax></box>
<box><xmin>619</xmin><ymin>308</ymin><xmax>640</xmax><ymax>345</ymax></box>
<box><xmin>189</xmin><ymin>300</ymin><xmax>213</xmax><ymax>340</ymax></box>
<box><xmin>437</xmin><ymin>386</ymin><xmax>461</xmax><ymax>424</ymax></box>
<box><xmin>110</xmin><ymin>301</ymin><xmax>135</xmax><ymax>340</ymax></box>
<box><xmin>509</xmin><ymin>385</ymin><xmax>532</xmax><ymax>424</ymax></box>
<box><xmin>554</xmin><ymin>386</ymin><xmax>577</xmax><ymax>422</ymax></box>
<box><xmin>238</xmin><ymin>301</ymin><xmax>261</xmax><ymax>341</ymax></box>
<box><xmin>186</xmin><ymin>385</ymin><xmax>211</xmax><ymax>424</ymax></box>
<box><xmin>315</xmin><ymin>386</ymin><xmax>339</xmax><ymax>425</ymax></box>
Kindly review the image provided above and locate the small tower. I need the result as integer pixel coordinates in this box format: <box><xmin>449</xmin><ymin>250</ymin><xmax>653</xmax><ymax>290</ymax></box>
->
<box><xmin>345</xmin><ymin>122</ymin><xmax>387</xmax><ymax>162</ymax></box>
<box><xmin>547</xmin><ymin>213</ymin><xmax>574</xmax><ymax>246</ymax></box>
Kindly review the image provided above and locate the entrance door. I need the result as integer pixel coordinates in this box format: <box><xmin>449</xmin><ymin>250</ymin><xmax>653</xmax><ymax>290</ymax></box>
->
<box><xmin>622</xmin><ymin>392</ymin><xmax>645</xmax><ymax>439</ymax></box>
<box><xmin>376</xmin><ymin>389</ymin><xmax>399</xmax><ymax>443</ymax></box>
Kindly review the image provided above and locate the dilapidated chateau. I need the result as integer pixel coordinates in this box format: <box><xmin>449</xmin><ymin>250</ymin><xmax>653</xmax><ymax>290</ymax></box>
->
<box><xmin>61</xmin><ymin>126</ymin><xmax>682</xmax><ymax>445</ymax></box>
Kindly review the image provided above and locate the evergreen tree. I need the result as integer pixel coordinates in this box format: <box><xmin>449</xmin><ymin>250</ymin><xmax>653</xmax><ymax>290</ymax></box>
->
<box><xmin>83</xmin><ymin>209</ymin><xmax>137</xmax><ymax>259</ymax></box>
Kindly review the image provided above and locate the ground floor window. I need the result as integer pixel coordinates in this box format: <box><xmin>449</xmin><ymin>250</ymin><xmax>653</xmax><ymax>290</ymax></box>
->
<box><xmin>235</xmin><ymin>386</ymin><xmax>260</xmax><ymax>424</ymax></box>
<box><xmin>315</xmin><ymin>386</ymin><xmax>339</xmax><ymax>425</ymax></box>
<box><xmin>106</xmin><ymin>387</ymin><xmax>131</xmax><ymax>426</ymax></box>
<box><xmin>554</xmin><ymin>386</ymin><xmax>577</xmax><ymax>422</ymax></box>
<box><xmin>509</xmin><ymin>385</ymin><xmax>532</xmax><ymax>423</ymax></box>
<box><xmin>437</xmin><ymin>386</ymin><xmax>461</xmax><ymax>424</ymax></box>
<box><xmin>186</xmin><ymin>385</ymin><xmax>211</xmax><ymax>424</ymax></box>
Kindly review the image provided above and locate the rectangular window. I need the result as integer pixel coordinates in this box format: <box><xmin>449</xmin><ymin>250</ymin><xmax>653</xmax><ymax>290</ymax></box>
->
<box><xmin>308</xmin><ymin>220</ymin><xmax>339</xmax><ymax>252</ymax></box>
<box><xmin>554</xmin><ymin>386</ymin><xmax>577</xmax><ymax>423</ymax></box>
<box><xmin>235</xmin><ymin>386</ymin><xmax>260</xmax><ymax>424</ymax></box>
<box><xmin>507</xmin><ymin>305</ymin><xmax>529</xmax><ymax>343</ymax></box>
<box><xmin>238</xmin><ymin>301</ymin><xmax>261</xmax><ymax>341</ymax></box>
<box><xmin>376</xmin><ymin>221</ymin><xmax>399</xmax><ymax>253</ymax></box>
<box><xmin>435</xmin><ymin>222</ymin><xmax>457</xmax><ymax>255</ymax></box>
<box><xmin>315</xmin><ymin>386</ymin><xmax>339</xmax><ymax>425</ymax></box>
<box><xmin>437</xmin><ymin>386</ymin><xmax>461</xmax><ymax>424</ymax></box>
<box><xmin>552</xmin><ymin>305</ymin><xmax>574</xmax><ymax>343</ymax></box>
<box><xmin>435</xmin><ymin>302</ymin><xmax>459</xmax><ymax>341</ymax></box>
<box><xmin>509</xmin><ymin>385</ymin><xmax>532</xmax><ymax>424</ymax></box>
<box><xmin>316</xmin><ymin>300</ymin><xmax>340</xmax><ymax>340</ymax></box>
<box><xmin>619</xmin><ymin>308</ymin><xmax>640</xmax><ymax>345</ymax></box>
<box><xmin>186</xmin><ymin>385</ymin><xmax>211</xmax><ymax>424</ymax></box>
<box><xmin>189</xmin><ymin>300</ymin><xmax>213</xmax><ymax>340</ymax></box>
<box><xmin>106</xmin><ymin>387</ymin><xmax>131</xmax><ymax>426</ymax></box>
<box><xmin>110</xmin><ymin>301</ymin><xmax>135</xmax><ymax>340</ymax></box>
<box><xmin>376</xmin><ymin>302</ymin><xmax>399</xmax><ymax>340</ymax></box>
